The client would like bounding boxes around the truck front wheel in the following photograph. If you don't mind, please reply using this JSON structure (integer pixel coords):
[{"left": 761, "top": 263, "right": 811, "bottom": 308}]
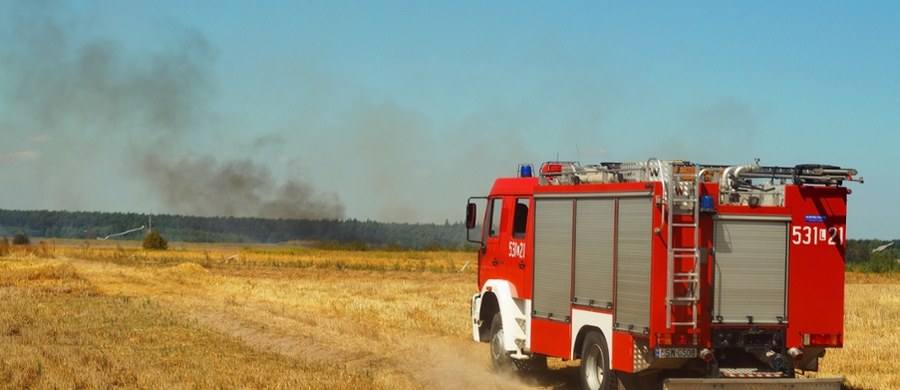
[
  {"left": 580, "top": 331, "right": 614, "bottom": 390},
  {"left": 490, "top": 312, "right": 513, "bottom": 372}
]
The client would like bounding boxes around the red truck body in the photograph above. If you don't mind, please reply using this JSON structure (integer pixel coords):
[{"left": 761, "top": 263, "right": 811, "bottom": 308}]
[{"left": 468, "top": 160, "right": 860, "bottom": 389}]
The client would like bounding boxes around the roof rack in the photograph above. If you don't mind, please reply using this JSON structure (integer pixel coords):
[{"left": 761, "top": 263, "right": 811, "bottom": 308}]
[{"left": 536, "top": 160, "right": 862, "bottom": 187}]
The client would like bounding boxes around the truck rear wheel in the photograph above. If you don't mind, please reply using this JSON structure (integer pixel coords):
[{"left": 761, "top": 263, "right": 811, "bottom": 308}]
[{"left": 580, "top": 331, "right": 614, "bottom": 390}]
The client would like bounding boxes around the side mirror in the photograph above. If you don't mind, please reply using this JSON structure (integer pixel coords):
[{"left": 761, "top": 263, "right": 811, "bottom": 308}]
[{"left": 465, "top": 203, "right": 477, "bottom": 229}]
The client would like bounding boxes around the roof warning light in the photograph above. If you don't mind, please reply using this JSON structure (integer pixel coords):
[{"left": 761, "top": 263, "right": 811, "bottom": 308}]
[{"left": 518, "top": 164, "right": 533, "bottom": 178}]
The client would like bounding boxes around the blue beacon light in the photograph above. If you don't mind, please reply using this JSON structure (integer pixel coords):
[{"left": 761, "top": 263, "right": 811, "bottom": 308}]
[{"left": 519, "top": 164, "right": 533, "bottom": 178}]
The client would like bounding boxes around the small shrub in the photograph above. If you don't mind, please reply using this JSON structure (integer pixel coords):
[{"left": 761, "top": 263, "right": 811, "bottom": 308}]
[
  {"left": 12, "top": 232, "right": 30, "bottom": 246},
  {"left": 0, "top": 236, "right": 8, "bottom": 256},
  {"left": 143, "top": 230, "right": 169, "bottom": 250}
]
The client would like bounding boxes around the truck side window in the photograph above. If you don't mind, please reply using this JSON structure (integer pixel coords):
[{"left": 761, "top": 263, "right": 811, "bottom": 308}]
[
  {"left": 488, "top": 198, "right": 502, "bottom": 237},
  {"left": 512, "top": 198, "right": 529, "bottom": 238}
]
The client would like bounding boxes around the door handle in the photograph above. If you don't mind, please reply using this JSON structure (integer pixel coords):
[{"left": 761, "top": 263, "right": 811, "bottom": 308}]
[{"left": 491, "top": 259, "right": 499, "bottom": 266}]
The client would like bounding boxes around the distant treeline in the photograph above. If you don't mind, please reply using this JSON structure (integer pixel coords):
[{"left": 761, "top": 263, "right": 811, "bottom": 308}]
[
  {"left": 0, "top": 209, "right": 472, "bottom": 250},
  {"left": 0, "top": 209, "right": 895, "bottom": 266}
]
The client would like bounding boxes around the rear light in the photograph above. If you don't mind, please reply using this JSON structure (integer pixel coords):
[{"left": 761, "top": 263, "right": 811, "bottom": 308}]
[
  {"left": 787, "top": 347, "right": 804, "bottom": 361},
  {"left": 802, "top": 333, "right": 843, "bottom": 347},
  {"left": 699, "top": 348, "right": 715, "bottom": 362},
  {"left": 657, "top": 333, "right": 671, "bottom": 346}
]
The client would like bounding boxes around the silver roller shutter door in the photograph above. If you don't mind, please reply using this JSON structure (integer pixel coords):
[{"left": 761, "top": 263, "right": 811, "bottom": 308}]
[
  {"left": 713, "top": 220, "right": 788, "bottom": 324},
  {"left": 615, "top": 197, "right": 652, "bottom": 332},
  {"left": 573, "top": 198, "right": 615, "bottom": 308},
  {"left": 533, "top": 198, "right": 574, "bottom": 321}
]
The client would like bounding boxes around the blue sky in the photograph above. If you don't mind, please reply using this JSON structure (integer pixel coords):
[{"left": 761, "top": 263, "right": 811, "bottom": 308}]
[{"left": 0, "top": 1, "right": 896, "bottom": 238}]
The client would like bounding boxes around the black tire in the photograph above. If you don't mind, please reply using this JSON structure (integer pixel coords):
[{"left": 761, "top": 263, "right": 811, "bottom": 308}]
[
  {"left": 580, "top": 331, "right": 614, "bottom": 390},
  {"left": 490, "top": 313, "right": 546, "bottom": 374},
  {"left": 490, "top": 312, "right": 513, "bottom": 372}
]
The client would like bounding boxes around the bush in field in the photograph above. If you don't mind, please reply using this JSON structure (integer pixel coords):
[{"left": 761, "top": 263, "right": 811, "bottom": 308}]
[
  {"left": 143, "top": 230, "right": 168, "bottom": 250},
  {"left": 0, "top": 236, "right": 8, "bottom": 256},
  {"left": 12, "top": 232, "right": 30, "bottom": 246}
]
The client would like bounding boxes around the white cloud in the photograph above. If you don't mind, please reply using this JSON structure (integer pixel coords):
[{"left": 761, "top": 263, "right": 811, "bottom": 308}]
[{"left": 0, "top": 150, "right": 40, "bottom": 163}]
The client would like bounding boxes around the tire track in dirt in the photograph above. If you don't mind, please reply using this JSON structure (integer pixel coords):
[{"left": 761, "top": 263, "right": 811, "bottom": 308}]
[
  {"left": 67, "top": 257, "right": 544, "bottom": 389},
  {"left": 186, "top": 307, "right": 534, "bottom": 389}
]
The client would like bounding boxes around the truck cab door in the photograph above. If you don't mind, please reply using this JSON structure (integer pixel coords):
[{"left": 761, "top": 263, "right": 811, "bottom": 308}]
[
  {"left": 479, "top": 197, "right": 504, "bottom": 287},
  {"left": 505, "top": 198, "right": 531, "bottom": 298}
]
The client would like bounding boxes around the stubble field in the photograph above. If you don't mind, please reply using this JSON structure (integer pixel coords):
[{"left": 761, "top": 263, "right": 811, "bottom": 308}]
[{"left": 0, "top": 241, "right": 897, "bottom": 389}]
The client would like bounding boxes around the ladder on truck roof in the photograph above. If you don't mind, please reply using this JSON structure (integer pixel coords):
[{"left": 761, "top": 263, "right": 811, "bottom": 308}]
[{"left": 650, "top": 159, "right": 701, "bottom": 330}]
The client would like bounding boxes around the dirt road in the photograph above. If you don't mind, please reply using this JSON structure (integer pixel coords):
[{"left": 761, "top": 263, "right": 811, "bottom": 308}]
[{"left": 66, "top": 257, "right": 577, "bottom": 389}]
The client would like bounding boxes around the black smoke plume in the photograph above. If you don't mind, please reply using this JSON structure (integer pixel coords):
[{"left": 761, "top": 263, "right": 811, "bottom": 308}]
[{"left": 1, "top": 1, "right": 344, "bottom": 220}]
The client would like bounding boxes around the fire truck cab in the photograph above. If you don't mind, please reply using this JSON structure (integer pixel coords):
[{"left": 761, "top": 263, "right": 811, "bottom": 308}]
[{"left": 467, "top": 159, "right": 860, "bottom": 390}]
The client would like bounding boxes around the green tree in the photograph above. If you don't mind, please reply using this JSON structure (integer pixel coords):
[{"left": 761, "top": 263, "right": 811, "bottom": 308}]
[
  {"left": 143, "top": 230, "right": 168, "bottom": 250},
  {"left": 12, "top": 232, "right": 30, "bottom": 245}
]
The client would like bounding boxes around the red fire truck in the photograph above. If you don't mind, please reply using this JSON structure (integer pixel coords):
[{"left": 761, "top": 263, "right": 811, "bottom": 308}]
[{"left": 466, "top": 159, "right": 861, "bottom": 390}]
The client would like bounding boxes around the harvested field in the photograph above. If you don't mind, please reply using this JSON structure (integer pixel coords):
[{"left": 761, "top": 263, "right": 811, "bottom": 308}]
[
  {"left": 0, "top": 243, "right": 897, "bottom": 389},
  {"left": 812, "top": 272, "right": 900, "bottom": 389}
]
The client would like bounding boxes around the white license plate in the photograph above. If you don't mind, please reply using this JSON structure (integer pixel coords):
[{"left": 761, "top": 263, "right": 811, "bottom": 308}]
[{"left": 655, "top": 347, "right": 698, "bottom": 359}]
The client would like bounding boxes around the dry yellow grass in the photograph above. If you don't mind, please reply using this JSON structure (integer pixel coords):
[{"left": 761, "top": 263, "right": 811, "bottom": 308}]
[
  {"left": 1, "top": 243, "right": 897, "bottom": 389},
  {"left": 0, "top": 258, "right": 370, "bottom": 388},
  {"left": 811, "top": 272, "right": 900, "bottom": 390},
  {"left": 50, "top": 240, "right": 472, "bottom": 273},
  {"left": 0, "top": 244, "right": 536, "bottom": 389}
]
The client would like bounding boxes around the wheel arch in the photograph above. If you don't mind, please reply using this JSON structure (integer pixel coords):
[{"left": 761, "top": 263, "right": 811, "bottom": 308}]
[
  {"left": 477, "top": 292, "right": 499, "bottom": 342},
  {"left": 573, "top": 325, "right": 603, "bottom": 360},
  {"left": 473, "top": 279, "right": 527, "bottom": 351}
]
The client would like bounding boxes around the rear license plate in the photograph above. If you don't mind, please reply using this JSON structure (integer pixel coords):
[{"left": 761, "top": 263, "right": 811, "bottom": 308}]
[{"left": 655, "top": 347, "right": 698, "bottom": 359}]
